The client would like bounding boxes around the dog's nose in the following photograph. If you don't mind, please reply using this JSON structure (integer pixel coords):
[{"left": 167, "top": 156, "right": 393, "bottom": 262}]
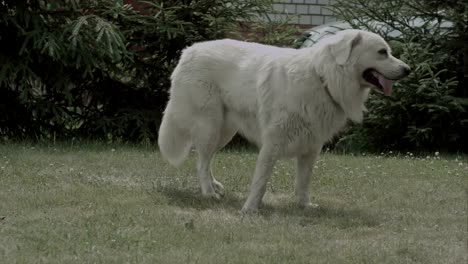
[{"left": 401, "top": 65, "right": 411, "bottom": 76}]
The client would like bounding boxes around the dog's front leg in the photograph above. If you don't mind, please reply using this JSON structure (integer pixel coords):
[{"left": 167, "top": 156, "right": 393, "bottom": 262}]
[
  {"left": 241, "top": 144, "right": 279, "bottom": 212},
  {"left": 295, "top": 148, "right": 321, "bottom": 208}
]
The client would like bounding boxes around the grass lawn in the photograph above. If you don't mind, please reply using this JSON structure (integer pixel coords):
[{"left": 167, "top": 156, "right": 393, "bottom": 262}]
[{"left": 0, "top": 142, "right": 466, "bottom": 263}]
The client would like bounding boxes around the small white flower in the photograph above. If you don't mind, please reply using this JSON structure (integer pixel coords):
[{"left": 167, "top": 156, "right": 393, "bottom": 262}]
[
  {"left": 435, "top": 152, "right": 439, "bottom": 156},
  {"left": 111, "top": 148, "right": 115, "bottom": 152}
]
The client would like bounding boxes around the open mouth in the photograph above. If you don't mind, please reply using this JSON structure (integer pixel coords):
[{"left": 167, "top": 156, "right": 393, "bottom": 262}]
[{"left": 362, "top": 69, "right": 395, "bottom": 96}]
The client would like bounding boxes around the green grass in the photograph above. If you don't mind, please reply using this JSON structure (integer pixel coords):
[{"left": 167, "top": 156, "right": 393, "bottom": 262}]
[{"left": 0, "top": 142, "right": 466, "bottom": 263}]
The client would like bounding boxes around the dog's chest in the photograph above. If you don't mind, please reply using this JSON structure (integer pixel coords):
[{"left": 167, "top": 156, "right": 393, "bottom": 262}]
[{"left": 280, "top": 110, "right": 346, "bottom": 155}]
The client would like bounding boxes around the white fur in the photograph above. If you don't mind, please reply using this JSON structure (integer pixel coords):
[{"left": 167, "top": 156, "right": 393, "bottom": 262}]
[{"left": 158, "top": 29, "right": 409, "bottom": 211}]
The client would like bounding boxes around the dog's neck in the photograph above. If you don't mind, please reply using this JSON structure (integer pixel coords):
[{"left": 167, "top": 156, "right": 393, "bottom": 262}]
[{"left": 319, "top": 75, "right": 342, "bottom": 110}]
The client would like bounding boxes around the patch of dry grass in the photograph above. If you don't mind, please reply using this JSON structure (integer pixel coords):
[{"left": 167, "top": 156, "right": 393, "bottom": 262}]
[{"left": 0, "top": 142, "right": 466, "bottom": 263}]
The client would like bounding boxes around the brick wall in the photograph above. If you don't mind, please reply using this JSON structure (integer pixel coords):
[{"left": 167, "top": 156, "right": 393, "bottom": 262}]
[
  {"left": 272, "top": 0, "right": 336, "bottom": 26},
  {"left": 124, "top": 0, "right": 336, "bottom": 27}
]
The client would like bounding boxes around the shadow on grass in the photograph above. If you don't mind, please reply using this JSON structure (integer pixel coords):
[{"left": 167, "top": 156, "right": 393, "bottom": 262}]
[
  {"left": 157, "top": 187, "right": 380, "bottom": 228},
  {"left": 261, "top": 202, "right": 381, "bottom": 229},
  {"left": 158, "top": 187, "right": 244, "bottom": 211}
]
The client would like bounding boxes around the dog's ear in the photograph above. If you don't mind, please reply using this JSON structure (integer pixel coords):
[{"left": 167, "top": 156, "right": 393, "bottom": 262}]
[{"left": 329, "top": 32, "right": 362, "bottom": 65}]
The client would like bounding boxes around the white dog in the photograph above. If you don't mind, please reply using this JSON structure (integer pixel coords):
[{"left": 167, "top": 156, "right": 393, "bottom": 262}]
[{"left": 158, "top": 29, "right": 410, "bottom": 212}]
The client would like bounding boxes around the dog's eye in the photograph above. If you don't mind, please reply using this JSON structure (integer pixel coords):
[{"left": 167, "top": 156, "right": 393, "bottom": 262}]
[{"left": 378, "top": 49, "right": 388, "bottom": 56}]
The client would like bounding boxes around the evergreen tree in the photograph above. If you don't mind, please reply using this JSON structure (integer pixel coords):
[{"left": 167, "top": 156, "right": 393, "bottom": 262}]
[
  {"left": 0, "top": 0, "right": 274, "bottom": 141},
  {"left": 332, "top": 0, "right": 468, "bottom": 152}
]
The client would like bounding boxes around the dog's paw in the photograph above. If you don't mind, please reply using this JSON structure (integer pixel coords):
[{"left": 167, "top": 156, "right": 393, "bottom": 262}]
[
  {"left": 202, "top": 191, "right": 222, "bottom": 201},
  {"left": 240, "top": 207, "right": 259, "bottom": 215},
  {"left": 240, "top": 202, "right": 260, "bottom": 214},
  {"left": 212, "top": 180, "right": 225, "bottom": 197}
]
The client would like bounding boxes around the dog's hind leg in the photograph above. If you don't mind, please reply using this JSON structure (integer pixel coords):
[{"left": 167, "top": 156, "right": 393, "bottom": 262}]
[
  {"left": 192, "top": 116, "right": 227, "bottom": 200},
  {"left": 209, "top": 121, "right": 237, "bottom": 194}
]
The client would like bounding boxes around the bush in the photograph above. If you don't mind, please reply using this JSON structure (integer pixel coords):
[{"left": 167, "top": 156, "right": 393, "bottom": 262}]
[
  {"left": 0, "top": 0, "right": 131, "bottom": 140},
  {"left": 0, "top": 0, "right": 276, "bottom": 142},
  {"left": 331, "top": 0, "right": 468, "bottom": 153},
  {"left": 232, "top": 15, "right": 302, "bottom": 47}
]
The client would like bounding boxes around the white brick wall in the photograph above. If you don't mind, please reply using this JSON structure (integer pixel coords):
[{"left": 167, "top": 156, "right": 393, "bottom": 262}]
[{"left": 271, "top": 0, "right": 336, "bottom": 25}]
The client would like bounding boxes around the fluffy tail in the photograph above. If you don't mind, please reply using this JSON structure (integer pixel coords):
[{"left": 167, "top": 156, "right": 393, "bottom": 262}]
[{"left": 158, "top": 111, "right": 191, "bottom": 167}]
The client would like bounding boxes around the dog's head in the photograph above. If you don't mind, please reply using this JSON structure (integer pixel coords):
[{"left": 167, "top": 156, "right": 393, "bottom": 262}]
[{"left": 328, "top": 29, "right": 410, "bottom": 96}]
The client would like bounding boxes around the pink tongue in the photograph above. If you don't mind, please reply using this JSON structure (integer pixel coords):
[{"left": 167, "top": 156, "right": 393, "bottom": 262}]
[{"left": 377, "top": 75, "right": 394, "bottom": 96}]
